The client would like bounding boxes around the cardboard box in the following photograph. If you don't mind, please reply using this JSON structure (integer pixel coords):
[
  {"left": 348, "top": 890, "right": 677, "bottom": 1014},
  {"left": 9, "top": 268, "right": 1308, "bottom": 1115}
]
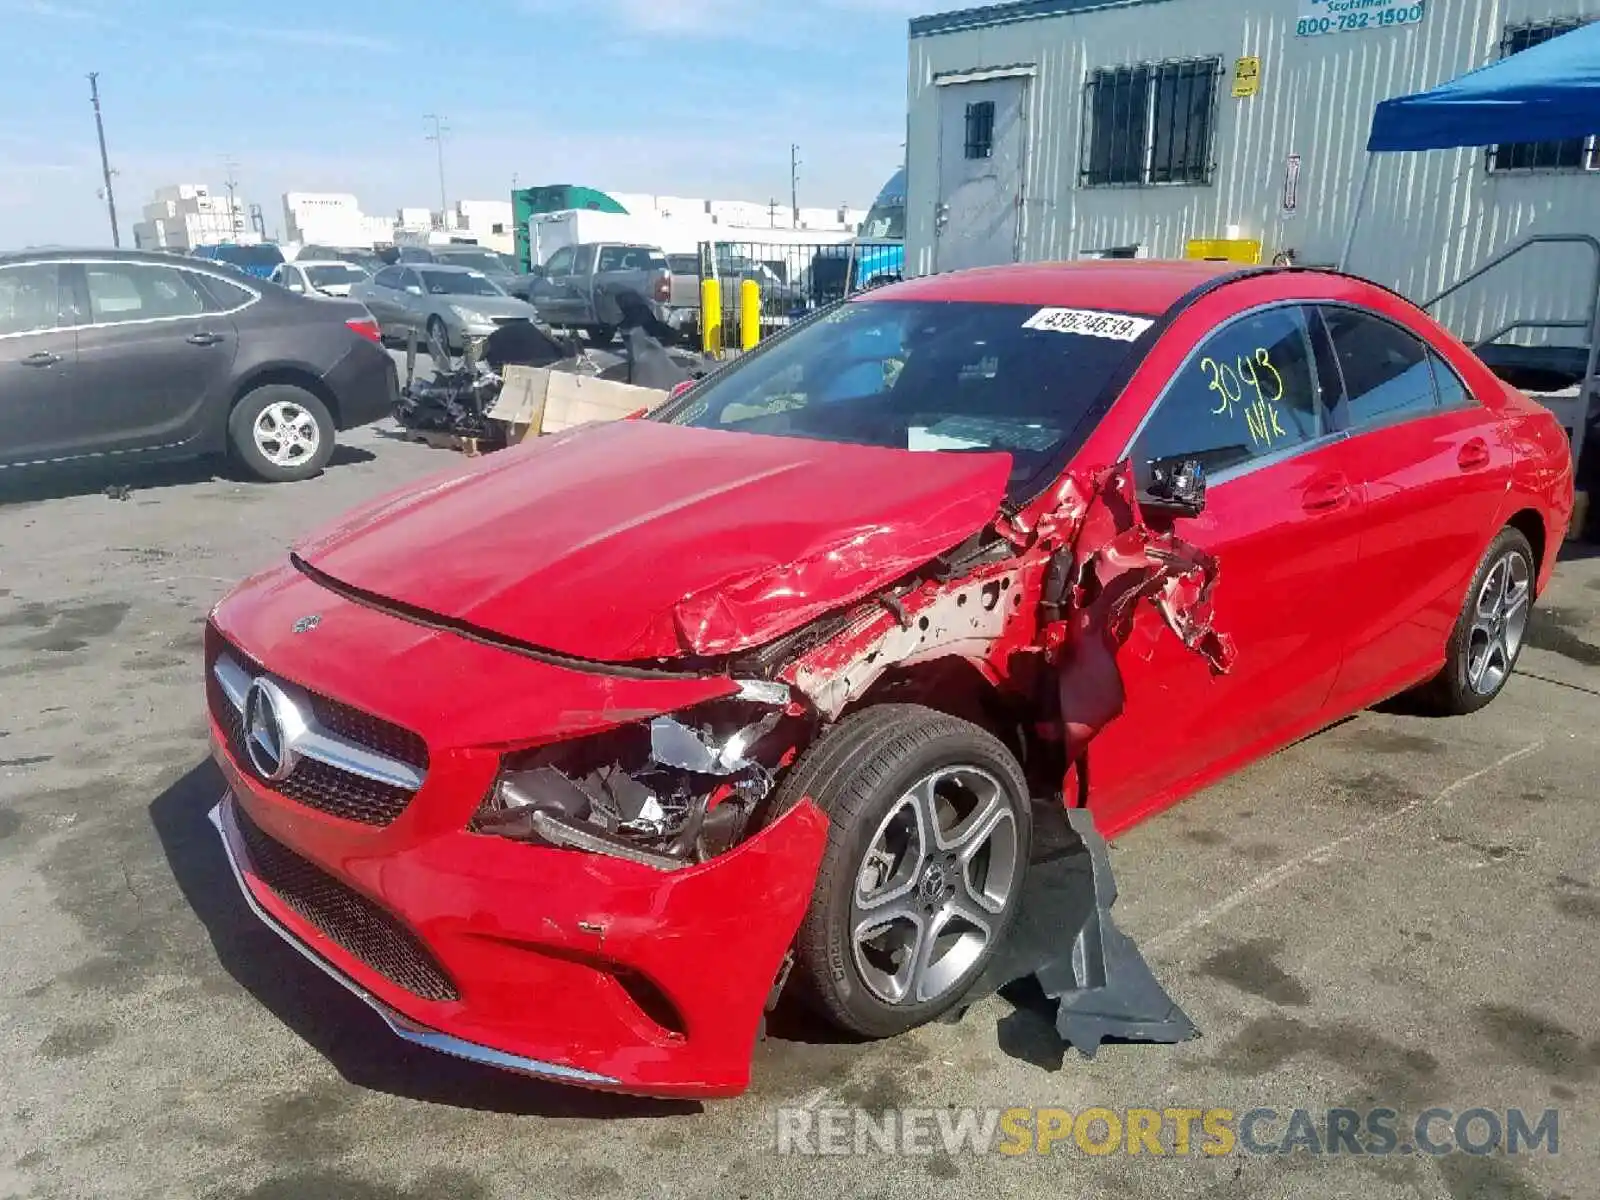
[{"left": 488, "top": 367, "right": 665, "bottom": 445}]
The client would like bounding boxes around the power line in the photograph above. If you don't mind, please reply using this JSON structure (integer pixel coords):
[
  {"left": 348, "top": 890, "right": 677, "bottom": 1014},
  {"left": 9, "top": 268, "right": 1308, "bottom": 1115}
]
[
  {"left": 87, "top": 72, "right": 119, "bottom": 247},
  {"left": 424, "top": 114, "right": 450, "bottom": 226}
]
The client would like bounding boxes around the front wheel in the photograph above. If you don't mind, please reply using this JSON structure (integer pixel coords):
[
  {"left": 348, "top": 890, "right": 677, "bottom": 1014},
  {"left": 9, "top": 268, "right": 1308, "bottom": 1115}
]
[
  {"left": 227, "top": 385, "right": 335, "bottom": 483},
  {"left": 1419, "top": 527, "right": 1536, "bottom": 714},
  {"left": 776, "top": 705, "right": 1032, "bottom": 1038}
]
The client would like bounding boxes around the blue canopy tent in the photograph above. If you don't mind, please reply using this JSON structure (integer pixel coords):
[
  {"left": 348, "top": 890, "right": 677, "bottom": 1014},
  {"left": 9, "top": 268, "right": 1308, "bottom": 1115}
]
[
  {"left": 1340, "top": 19, "right": 1600, "bottom": 268},
  {"left": 1338, "top": 21, "right": 1600, "bottom": 483}
]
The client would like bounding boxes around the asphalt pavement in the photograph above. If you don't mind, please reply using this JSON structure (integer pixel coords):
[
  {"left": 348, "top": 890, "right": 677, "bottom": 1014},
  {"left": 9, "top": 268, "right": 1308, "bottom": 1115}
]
[{"left": 0, "top": 424, "right": 1596, "bottom": 1200}]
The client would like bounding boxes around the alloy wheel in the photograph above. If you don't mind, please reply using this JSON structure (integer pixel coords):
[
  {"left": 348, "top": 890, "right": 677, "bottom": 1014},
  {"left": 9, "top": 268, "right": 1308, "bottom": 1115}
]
[
  {"left": 1466, "top": 548, "right": 1532, "bottom": 697},
  {"left": 253, "top": 401, "right": 322, "bottom": 469},
  {"left": 851, "top": 766, "right": 1021, "bottom": 1006}
]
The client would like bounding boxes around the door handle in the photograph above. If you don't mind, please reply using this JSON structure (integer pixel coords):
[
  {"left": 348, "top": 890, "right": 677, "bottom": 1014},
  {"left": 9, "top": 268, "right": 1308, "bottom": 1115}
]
[
  {"left": 1457, "top": 439, "right": 1491, "bottom": 471},
  {"left": 1302, "top": 477, "right": 1351, "bottom": 513},
  {"left": 186, "top": 332, "right": 224, "bottom": 346},
  {"left": 19, "top": 351, "right": 61, "bottom": 367}
]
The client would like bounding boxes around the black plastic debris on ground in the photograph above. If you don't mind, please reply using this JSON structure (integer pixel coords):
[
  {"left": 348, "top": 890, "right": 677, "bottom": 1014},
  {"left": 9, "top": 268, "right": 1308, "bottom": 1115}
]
[{"left": 944, "top": 803, "right": 1198, "bottom": 1059}]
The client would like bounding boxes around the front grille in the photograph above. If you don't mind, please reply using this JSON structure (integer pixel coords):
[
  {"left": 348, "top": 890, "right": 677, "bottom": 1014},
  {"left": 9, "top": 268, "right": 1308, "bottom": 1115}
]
[
  {"left": 206, "top": 628, "right": 426, "bottom": 828},
  {"left": 307, "top": 694, "right": 428, "bottom": 772},
  {"left": 276, "top": 761, "right": 416, "bottom": 828},
  {"left": 234, "top": 802, "right": 458, "bottom": 1002}
]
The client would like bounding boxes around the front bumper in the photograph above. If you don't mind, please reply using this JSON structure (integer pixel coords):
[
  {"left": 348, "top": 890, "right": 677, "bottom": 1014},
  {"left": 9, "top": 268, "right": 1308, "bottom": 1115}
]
[
  {"left": 204, "top": 578, "right": 828, "bottom": 1097},
  {"left": 208, "top": 794, "right": 621, "bottom": 1087}
]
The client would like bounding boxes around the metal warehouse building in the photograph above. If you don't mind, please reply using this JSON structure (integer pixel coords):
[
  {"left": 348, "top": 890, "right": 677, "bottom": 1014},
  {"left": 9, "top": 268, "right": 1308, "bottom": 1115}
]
[{"left": 904, "top": 0, "right": 1600, "bottom": 358}]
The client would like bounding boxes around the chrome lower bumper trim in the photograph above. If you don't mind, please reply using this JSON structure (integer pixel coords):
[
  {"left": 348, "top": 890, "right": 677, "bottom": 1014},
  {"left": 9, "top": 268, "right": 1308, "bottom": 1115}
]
[{"left": 207, "top": 795, "right": 620, "bottom": 1087}]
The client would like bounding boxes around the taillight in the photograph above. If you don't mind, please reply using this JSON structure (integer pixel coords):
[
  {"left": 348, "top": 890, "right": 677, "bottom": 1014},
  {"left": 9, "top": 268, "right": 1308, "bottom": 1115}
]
[
  {"left": 654, "top": 272, "right": 670, "bottom": 302},
  {"left": 346, "top": 316, "right": 382, "bottom": 344}
]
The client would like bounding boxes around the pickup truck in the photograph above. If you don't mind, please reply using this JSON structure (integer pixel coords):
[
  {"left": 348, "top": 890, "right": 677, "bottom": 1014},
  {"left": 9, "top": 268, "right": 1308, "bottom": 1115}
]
[{"left": 525, "top": 242, "right": 674, "bottom": 345}]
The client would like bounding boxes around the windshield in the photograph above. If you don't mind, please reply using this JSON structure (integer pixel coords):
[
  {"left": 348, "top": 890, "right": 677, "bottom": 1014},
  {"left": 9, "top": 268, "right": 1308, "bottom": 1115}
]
[
  {"left": 420, "top": 269, "right": 506, "bottom": 297},
  {"left": 655, "top": 300, "right": 1148, "bottom": 500},
  {"left": 306, "top": 264, "right": 369, "bottom": 287},
  {"left": 436, "top": 249, "right": 505, "bottom": 273},
  {"left": 213, "top": 244, "right": 284, "bottom": 268},
  {"left": 860, "top": 200, "right": 906, "bottom": 241}
]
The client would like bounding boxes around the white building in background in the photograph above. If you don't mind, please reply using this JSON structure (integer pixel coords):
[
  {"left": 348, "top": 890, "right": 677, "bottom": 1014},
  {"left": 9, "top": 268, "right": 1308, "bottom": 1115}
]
[
  {"left": 611, "top": 193, "right": 867, "bottom": 232},
  {"left": 396, "top": 207, "right": 434, "bottom": 234},
  {"left": 453, "top": 199, "right": 515, "bottom": 253},
  {"left": 131, "top": 184, "right": 256, "bottom": 251},
  {"left": 904, "top": 0, "right": 1600, "bottom": 353},
  {"left": 282, "top": 193, "right": 395, "bottom": 249}
]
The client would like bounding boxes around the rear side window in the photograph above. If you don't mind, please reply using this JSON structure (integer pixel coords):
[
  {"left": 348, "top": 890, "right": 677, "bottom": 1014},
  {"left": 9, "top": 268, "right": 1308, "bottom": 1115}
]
[
  {"left": 1134, "top": 305, "right": 1325, "bottom": 477},
  {"left": 194, "top": 271, "right": 254, "bottom": 310},
  {"left": 0, "top": 262, "right": 67, "bottom": 335},
  {"left": 597, "top": 246, "right": 628, "bottom": 271},
  {"left": 84, "top": 264, "right": 208, "bottom": 323},
  {"left": 1429, "top": 350, "right": 1473, "bottom": 410},
  {"left": 1320, "top": 306, "right": 1438, "bottom": 428}
]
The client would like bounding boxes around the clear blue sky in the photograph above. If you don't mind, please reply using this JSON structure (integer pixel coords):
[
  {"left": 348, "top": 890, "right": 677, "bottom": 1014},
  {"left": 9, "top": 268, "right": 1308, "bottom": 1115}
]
[{"left": 0, "top": 0, "right": 954, "bottom": 247}]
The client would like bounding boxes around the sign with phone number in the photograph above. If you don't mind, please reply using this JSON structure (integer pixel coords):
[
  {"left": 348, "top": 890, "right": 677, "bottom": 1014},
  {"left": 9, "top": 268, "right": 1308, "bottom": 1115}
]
[{"left": 1296, "top": 0, "right": 1426, "bottom": 37}]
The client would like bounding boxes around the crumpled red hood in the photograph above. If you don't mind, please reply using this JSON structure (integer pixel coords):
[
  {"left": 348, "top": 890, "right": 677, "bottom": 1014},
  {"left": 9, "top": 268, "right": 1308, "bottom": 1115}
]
[{"left": 295, "top": 420, "right": 1013, "bottom": 662}]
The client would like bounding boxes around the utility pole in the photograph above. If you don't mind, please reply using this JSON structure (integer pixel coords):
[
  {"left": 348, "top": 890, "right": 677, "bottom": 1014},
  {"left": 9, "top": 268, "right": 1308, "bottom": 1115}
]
[
  {"left": 424, "top": 114, "right": 449, "bottom": 228},
  {"left": 87, "top": 72, "right": 120, "bottom": 247},
  {"left": 222, "top": 157, "right": 242, "bottom": 240},
  {"left": 768, "top": 198, "right": 779, "bottom": 228},
  {"left": 790, "top": 143, "right": 800, "bottom": 227}
]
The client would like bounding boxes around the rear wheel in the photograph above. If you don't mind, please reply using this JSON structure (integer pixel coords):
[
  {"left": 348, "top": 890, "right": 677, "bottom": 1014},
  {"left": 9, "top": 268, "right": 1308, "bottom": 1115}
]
[
  {"left": 776, "top": 705, "right": 1032, "bottom": 1038},
  {"left": 1419, "top": 527, "right": 1535, "bottom": 714},
  {"left": 227, "top": 385, "right": 335, "bottom": 483}
]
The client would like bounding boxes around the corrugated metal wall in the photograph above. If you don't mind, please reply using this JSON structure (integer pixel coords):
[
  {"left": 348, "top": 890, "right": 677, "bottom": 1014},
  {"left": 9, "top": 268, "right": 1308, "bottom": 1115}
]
[{"left": 907, "top": 0, "right": 1600, "bottom": 346}]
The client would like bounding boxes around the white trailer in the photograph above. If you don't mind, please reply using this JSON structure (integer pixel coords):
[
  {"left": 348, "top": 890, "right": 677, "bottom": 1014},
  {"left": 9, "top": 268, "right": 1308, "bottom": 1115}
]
[{"left": 904, "top": 0, "right": 1600, "bottom": 357}]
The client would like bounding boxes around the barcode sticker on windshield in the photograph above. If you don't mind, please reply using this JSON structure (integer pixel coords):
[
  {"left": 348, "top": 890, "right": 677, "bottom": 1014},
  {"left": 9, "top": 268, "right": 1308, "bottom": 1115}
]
[{"left": 1022, "top": 308, "right": 1154, "bottom": 341}]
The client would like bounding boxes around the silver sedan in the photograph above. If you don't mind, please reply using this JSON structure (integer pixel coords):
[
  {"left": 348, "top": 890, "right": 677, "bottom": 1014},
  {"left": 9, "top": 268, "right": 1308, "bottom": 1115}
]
[{"left": 350, "top": 263, "right": 545, "bottom": 352}]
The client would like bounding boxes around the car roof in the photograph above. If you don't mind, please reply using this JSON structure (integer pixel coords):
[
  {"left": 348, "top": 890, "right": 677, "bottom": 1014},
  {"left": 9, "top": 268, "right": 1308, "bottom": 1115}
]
[
  {"left": 294, "top": 259, "right": 366, "bottom": 268},
  {"left": 0, "top": 247, "right": 215, "bottom": 267},
  {"left": 404, "top": 262, "right": 479, "bottom": 273},
  {"left": 872, "top": 259, "right": 1255, "bottom": 317}
]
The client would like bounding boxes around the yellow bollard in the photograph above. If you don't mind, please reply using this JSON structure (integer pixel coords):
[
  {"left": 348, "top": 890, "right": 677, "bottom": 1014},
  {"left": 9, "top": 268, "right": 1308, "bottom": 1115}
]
[
  {"left": 700, "top": 278, "right": 723, "bottom": 358},
  {"left": 740, "top": 279, "right": 761, "bottom": 351}
]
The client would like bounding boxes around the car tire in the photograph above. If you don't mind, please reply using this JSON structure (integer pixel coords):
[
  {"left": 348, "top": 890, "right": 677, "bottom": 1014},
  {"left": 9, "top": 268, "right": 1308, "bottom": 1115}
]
[
  {"left": 227, "top": 384, "right": 336, "bottom": 483},
  {"left": 1418, "top": 526, "right": 1537, "bottom": 715},
  {"left": 775, "top": 704, "right": 1033, "bottom": 1039},
  {"left": 426, "top": 316, "right": 454, "bottom": 358}
]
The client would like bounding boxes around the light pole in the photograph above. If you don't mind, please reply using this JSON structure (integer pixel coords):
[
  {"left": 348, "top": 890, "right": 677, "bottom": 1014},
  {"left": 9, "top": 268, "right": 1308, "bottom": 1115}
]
[
  {"left": 87, "top": 72, "right": 120, "bottom": 247},
  {"left": 424, "top": 114, "right": 450, "bottom": 228}
]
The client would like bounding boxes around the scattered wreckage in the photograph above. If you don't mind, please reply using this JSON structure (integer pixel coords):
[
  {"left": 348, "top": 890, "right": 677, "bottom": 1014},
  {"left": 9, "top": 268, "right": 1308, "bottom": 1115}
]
[
  {"left": 392, "top": 292, "right": 712, "bottom": 449},
  {"left": 202, "top": 260, "right": 1569, "bottom": 1099}
]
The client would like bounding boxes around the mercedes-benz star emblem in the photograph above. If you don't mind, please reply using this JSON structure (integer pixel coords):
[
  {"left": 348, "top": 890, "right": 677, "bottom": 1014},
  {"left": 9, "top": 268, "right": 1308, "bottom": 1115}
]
[
  {"left": 243, "top": 679, "right": 301, "bottom": 783},
  {"left": 292, "top": 614, "right": 322, "bottom": 634}
]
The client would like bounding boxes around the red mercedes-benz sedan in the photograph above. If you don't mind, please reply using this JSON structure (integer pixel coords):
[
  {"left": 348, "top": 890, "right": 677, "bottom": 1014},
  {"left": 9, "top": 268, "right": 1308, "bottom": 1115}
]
[{"left": 204, "top": 261, "right": 1574, "bottom": 1098}]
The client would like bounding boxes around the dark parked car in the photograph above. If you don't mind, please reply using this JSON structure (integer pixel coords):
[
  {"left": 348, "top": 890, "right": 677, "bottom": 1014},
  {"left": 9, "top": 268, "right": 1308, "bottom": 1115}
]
[{"left": 0, "top": 249, "right": 396, "bottom": 484}]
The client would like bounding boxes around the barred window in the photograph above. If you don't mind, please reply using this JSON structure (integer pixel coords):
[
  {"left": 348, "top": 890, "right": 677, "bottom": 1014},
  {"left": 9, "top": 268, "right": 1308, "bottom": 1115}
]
[
  {"left": 1082, "top": 58, "right": 1220, "bottom": 187},
  {"left": 965, "top": 101, "right": 996, "bottom": 160},
  {"left": 1488, "top": 21, "right": 1598, "bottom": 172}
]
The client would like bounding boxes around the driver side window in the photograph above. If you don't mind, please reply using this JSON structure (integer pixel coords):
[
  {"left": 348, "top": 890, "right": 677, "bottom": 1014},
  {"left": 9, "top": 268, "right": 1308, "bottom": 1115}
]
[
  {"left": 1134, "top": 305, "right": 1328, "bottom": 479},
  {"left": 542, "top": 247, "right": 575, "bottom": 276}
]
